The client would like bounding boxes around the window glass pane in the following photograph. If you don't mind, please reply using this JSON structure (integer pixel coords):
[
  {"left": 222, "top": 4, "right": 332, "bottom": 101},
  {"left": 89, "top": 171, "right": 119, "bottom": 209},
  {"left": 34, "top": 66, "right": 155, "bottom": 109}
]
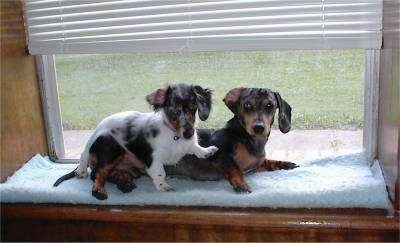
[{"left": 56, "top": 50, "right": 364, "bottom": 160}]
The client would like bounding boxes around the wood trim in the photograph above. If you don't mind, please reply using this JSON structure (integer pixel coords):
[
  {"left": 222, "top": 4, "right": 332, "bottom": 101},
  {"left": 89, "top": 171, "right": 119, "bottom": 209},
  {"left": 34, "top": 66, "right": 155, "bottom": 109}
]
[
  {"left": 378, "top": 0, "right": 400, "bottom": 210},
  {"left": 0, "top": 0, "right": 48, "bottom": 181},
  {"left": 1, "top": 204, "right": 399, "bottom": 242}
]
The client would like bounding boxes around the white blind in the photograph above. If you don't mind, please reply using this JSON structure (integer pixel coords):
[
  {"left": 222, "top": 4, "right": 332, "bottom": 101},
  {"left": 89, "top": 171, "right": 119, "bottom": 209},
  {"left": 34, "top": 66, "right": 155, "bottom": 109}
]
[{"left": 24, "top": 0, "right": 383, "bottom": 54}]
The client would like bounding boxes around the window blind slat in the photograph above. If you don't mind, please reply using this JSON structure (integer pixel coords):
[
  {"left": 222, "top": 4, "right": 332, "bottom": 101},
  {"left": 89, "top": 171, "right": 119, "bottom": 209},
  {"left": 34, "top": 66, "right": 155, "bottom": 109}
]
[
  {"left": 31, "top": 25, "right": 325, "bottom": 42},
  {"left": 24, "top": 0, "right": 383, "bottom": 54},
  {"left": 27, "top": 4, "right": 323, "bottom": 26},
  {"left": 30, "top": 35, "right": 380, "bottom": 54},
  {"left": 30, "top": 16, "right": 323, "bottom": 39},
  {"left": 30, "top": 21, "right": 380, "bottom": 42},
  {"left": 324, "top": 3, "right": 381, "bottom": 13},
  {"left": 30, "top": 13, "right": 324, "bottom": 35},
  {"left": 27, "top": 6, "right": 323, "bottom": 30},
  {"left": 29, "top": 11, "right": 380, "bottom": 35},
  {"left": 26, "top": 0, "right": 319, "bottom": 16},
  {"left": 32, "top": 30, "right": 380, "bottom": 45}
]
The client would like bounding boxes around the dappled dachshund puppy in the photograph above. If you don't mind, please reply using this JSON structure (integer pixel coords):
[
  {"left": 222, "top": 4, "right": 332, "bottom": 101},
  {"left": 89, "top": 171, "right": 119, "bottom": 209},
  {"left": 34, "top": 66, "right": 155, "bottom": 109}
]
[
  {"left": 168, "top": 87, "right": 298, "bottom": 192},
  {"left": 53, "top": 83, "right": 219, "bottom": 200}
]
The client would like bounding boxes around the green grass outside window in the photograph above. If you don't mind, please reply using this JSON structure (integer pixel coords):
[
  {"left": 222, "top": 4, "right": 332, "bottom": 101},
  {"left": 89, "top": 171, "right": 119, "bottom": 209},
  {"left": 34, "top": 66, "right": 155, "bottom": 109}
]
[{"left": 56, "top": 50, "right": 364, "bottom": 130}]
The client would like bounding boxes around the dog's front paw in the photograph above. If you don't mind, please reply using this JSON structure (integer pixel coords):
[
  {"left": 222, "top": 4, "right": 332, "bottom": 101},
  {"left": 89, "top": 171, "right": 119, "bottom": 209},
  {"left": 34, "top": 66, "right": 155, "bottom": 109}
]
[
  {"left": 258, "top": 159, "right": 299, "bottom": 172},
  {"left": 228, "top": 173, "right": 251, "bottom": 193},
  {"left": 156, "top": 181, "right": 175, "bottom": 192},
  {"left": 196, "top": 146, "right": 219, "bottom": 159},
  {"left": 205, "top": 146, "right": 219, "bottom": 157},
  {"left": 233, "top": 183, "right": 252, "bottom": 193},
  {"left": 279, "top": 161, "right": 299, "bottom": 170}
]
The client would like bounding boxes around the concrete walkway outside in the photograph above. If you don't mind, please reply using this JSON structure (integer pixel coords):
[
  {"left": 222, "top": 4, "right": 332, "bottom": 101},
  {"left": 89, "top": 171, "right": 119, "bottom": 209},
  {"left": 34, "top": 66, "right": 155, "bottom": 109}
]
[{"left": 63, "top": 130, "right": 363, "bottom": 162}]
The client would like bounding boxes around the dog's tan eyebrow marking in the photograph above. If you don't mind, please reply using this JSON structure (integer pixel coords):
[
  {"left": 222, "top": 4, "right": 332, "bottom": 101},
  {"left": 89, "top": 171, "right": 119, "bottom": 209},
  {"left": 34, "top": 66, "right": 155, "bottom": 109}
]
[
  {"left": 261, "top": 98, "right": 274, "bottom": 106},
  {"left": 242, "top": 98, "right": 257, "bottom": 108}
]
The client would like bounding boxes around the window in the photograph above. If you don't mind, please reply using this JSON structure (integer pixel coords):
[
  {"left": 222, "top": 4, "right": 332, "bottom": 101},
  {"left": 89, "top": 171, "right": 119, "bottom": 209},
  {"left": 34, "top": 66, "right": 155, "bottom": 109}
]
[
  {"left": 55, "top": 50, "right": 366, "bottom": 161},
  {"left": 24, "top": 0, "right": 382, "bottom": 162}
]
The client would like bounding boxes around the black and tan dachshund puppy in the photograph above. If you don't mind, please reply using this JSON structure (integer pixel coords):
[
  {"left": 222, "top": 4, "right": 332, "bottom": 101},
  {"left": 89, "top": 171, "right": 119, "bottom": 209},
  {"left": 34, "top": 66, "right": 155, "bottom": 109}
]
[{"left": 168, "top": 87, "right": 298, "bottom": 192}]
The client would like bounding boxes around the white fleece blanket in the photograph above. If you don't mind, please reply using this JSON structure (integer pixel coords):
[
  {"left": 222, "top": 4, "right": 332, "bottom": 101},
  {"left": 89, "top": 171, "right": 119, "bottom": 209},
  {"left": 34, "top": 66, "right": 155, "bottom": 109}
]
[{"left": 0, "top": 153, "right": 389, "bottom": 208}]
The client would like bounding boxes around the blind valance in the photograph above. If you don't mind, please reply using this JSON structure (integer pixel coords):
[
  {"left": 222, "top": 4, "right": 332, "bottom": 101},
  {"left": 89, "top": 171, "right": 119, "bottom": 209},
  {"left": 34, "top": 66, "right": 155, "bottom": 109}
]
[{"left": 24, "top": 0, "right": 383, "bottom": 54}]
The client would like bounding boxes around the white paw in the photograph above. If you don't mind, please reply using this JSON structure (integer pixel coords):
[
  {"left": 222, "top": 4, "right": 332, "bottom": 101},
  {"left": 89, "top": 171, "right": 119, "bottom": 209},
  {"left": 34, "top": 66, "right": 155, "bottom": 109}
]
[
  {"left": 155, "top": 181, "right": 175, "bottom": 192},
  {"left": 75, "top": 168, "right": 88, "bottom": 178},
  {"left": 196, "top": 146, "right": 219, "bottom": 159}
]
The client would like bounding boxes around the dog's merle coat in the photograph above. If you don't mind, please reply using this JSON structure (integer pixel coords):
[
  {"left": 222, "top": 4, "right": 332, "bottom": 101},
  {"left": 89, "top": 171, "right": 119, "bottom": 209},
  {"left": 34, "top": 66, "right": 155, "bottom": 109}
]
[{"left": 54, "top": 83, "right": 218, "bottom": 200}]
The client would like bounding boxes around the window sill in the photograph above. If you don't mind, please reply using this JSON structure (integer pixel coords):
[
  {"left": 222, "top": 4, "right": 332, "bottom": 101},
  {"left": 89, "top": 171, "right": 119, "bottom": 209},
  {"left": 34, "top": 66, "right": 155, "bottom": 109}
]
[{"left": 1, "top": 203, "right": 399, "bottom": 241}]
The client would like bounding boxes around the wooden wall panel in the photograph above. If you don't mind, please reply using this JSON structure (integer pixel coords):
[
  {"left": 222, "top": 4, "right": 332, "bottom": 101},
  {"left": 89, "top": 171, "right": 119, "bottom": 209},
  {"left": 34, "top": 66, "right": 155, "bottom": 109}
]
[
  {"left": 0, "top": 1, "right": 48, "bottom": 181},
  {"left": 378, "top": 0, "right": 400, "bottom": 210},
  {"left": 1, "top": 204, "right": 399, "bottom": 242},
  {"left": 4, "top": 219, "right": 399, "bottom": 242}
]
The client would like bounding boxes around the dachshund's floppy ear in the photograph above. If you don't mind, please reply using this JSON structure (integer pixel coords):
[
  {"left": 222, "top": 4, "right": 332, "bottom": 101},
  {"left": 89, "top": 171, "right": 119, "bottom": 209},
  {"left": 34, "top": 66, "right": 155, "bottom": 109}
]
[
  {"left": 146, "top": 87, "right": 168, "bottom": 110},
  {"left": 192, "top": 85, "right": 212, "bottom": 121},
  {"left": 223, "top": 87, "right": 243, "bottom": 114},
  {"left": 274, "top": 92, "right": 292, "bottom": 133}
]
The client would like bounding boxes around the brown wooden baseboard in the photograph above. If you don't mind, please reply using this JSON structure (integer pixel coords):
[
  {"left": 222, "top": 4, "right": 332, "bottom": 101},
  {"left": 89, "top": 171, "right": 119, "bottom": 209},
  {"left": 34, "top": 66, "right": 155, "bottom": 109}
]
[{"left": 1, "top": 204, "right": 399, "bottom": 242}]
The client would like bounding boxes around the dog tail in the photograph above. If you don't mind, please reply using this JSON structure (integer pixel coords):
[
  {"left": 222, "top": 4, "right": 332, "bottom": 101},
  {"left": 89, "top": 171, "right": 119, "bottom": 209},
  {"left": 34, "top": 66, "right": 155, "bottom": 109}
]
[{"left": 53, "top": 167, "right": 78, "bottom": 187}]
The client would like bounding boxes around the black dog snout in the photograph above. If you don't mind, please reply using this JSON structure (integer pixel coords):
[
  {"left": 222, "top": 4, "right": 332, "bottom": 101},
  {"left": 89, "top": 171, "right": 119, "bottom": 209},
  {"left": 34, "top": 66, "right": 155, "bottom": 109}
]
[
  {"left": 183, "top": 126, "right": 194, "bottom": 139},
  {"left": 253, "top": 125, "right": 265, "bottom": 134}
]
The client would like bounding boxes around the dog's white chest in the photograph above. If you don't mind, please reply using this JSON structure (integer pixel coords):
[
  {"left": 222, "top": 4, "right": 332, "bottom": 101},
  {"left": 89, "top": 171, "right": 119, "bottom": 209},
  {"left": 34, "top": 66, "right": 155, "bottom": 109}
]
[
  {"left": 141, "top": 113, "right": 195, "bottom": 166},
  {"left": 155, "top": 136, "right": 192, "bottom": 165}
]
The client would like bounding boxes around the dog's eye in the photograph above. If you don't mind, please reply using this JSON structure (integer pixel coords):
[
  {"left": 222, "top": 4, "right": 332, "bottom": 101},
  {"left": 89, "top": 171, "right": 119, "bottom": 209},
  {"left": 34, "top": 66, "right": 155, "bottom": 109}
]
[
  {"left": 265, "top": 103, "right": 273, "bottom": 112},
  {"left": 243, "top": 103, "right": 253, "bottom": 111}
]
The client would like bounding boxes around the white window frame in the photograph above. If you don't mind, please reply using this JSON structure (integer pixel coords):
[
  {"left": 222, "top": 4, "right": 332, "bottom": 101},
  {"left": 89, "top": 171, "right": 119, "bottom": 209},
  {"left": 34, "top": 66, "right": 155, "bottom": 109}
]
[
  {"left": 36, "top": 55, "right": 66, "bottom": 161},
  {"left": 36, "top": 50, "right": 380, "bottom": 163}
]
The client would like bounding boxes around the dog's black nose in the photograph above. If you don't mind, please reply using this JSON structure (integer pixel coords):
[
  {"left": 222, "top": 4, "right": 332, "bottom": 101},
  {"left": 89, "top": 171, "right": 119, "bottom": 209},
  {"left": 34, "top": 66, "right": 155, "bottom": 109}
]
[{"left": 253, "top": 125, "right": 265, "bottom": 134}]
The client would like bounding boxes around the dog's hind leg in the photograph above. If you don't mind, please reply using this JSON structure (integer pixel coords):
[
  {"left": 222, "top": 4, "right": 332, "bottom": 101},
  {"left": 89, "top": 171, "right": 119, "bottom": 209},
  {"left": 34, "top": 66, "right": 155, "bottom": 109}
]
[
  {"left": 92, "top": 163, "right": 115, "bottom": 200},
  {"left": 75, "top": 151, "right": 93, "bottom": 178},
  {"left": 76, "top": 135, "right": 98, "bottom": 178},
  {"left": 256, "top": 159, "right": 298, "bottom": 172},
  {"left": 107, "top": 154, "right": 141, "bottom": 193},
  {"left": 89, "top": 134, "right": 126, "bottom": 200},
  {"left": 108, "top": 168, "right": 136, "bottom": 193}
]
